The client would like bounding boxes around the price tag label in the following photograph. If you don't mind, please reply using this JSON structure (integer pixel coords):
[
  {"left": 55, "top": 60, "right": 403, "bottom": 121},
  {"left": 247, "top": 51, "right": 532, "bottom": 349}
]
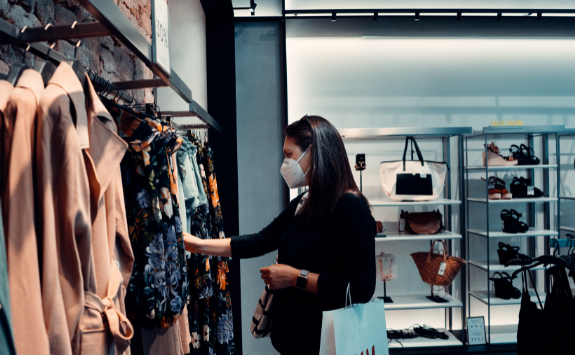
[
  {"left": 438, "top": 262, "right": 447, "bottom": 276},
  {"left": 420, "top": 166, "right": 427, "bottom": 179},
  {"left": 501, "top": 220, "right": 505, "bottom": 230},
  {"left": 527, "top": 186, "right": 534, "bottom": 196},
  {"left": 399, "top": 218, "right": 406, "bottom": 232}
]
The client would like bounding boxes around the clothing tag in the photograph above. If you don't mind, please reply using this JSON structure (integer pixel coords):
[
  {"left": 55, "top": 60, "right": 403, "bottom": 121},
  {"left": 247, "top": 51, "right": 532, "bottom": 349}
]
[
  {"left": 420, "top": 166, "right": 427, "bottom": 179},
  {"left": 438, "top": 262, "right": 447, "bottom": 276},
  {"left": 399, "top": 218, "right": 406, "bottom": 232},
  {"left": 488, "top": 182, "right": 495, "bottom": 190},
  {"left": 501, "top": 220, "right": 505, "bottom": 230},
  {"left": 527, "top": 186, "right": 534, "bottom": 196}
]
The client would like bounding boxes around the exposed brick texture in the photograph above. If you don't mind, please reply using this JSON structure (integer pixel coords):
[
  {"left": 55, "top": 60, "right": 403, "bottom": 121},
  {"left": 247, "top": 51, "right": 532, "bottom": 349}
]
[{"left": 1, "top": 0, "right": 154, "bottom": 103}]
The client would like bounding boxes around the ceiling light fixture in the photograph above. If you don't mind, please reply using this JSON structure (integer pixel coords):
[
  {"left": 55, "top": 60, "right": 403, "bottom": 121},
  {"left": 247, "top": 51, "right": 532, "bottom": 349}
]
[
  {"left": 373, "top": 13, "right": 378, "bottom": 21},
  {"left": 331, "top": 12, "right": 337, "bottom": 22},
  {"left": 414, "top": 12, "right": 420, "bottom": 21},
  {"left": 496, "top": 12, "right": 502, "bottom": 21}
]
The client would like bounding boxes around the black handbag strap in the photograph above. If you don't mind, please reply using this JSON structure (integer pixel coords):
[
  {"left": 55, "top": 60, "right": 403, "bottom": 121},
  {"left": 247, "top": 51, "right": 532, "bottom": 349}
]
[{"left": 402, "top": 136, "right": 425, "bottom": 171}]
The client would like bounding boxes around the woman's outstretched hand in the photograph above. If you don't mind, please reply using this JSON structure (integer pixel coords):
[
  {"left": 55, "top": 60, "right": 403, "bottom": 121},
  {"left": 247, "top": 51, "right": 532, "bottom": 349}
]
[
  {"left": 183, "top": 232, "right": 202, "bottom": 253},
  {"left": 260, "top": 264, "right": 300, "bottom": 290}
]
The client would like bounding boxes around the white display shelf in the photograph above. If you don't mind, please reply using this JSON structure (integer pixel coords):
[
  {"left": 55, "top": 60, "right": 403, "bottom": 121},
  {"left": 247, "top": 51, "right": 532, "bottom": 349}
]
[
  {"left": 468, "top": 260, "right": 547, "bottom": 272},
  {"left": 376, "top": 231, "right": 462, "bottom": 242},
  {"left": 370, "top": 198, "right": 461, "bottom": 207},
  {"left": 373, "top": 293, "right": 462, "bottom": 311},
  {"left": 488, "top": 324, "right": 519, "bottom": 344},
  {"left": 470, "top": 289, "right": 545, "bottom": 306},
  {"left": 468, "top": 229, "right": 558, "bottom": 238},
  {"left": 388, "top": 329, "right": 463, "bottom": 348},
  {"left": 467, "top": 197, "right": 557, "bottom": 204},
  {"left": 467, "top": 164, "right": 557, "bottom": 171},
  {"left": 559, "top": 196, "right": 575, "bottom": 200},
  {"left": 560, "top": 226, "right": 575, "bottom": 233}
]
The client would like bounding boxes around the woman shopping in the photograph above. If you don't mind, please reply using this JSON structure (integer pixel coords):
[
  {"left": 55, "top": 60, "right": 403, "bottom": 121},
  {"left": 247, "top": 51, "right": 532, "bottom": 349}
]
[{"left": 184, "top": 115, "right": 377, "bottom": 355}]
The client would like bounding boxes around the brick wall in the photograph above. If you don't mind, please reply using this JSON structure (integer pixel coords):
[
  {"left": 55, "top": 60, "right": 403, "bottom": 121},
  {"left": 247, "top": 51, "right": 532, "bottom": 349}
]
[{"left": 0, "top": 0, "right": 154, "bottom": 103}]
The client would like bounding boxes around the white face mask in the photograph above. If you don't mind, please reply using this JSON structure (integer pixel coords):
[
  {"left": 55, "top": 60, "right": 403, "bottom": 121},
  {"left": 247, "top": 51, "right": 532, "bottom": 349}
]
[{"left": 280, "top": 147, "right": 310, "bottom": 189}]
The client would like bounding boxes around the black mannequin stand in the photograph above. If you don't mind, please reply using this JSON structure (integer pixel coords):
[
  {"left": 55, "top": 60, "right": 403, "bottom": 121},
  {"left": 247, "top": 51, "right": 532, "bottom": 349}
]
[
  {"left": 378, "top": 281, "right": 393, "bottom": 303},
  {"left": 426, "top": 288, "right": 449, "bottom": 303}
]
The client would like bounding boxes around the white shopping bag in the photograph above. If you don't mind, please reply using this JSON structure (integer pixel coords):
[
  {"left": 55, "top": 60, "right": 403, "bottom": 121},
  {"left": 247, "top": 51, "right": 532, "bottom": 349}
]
[{"left": 319, "top": 285, "right": 389, "bottom": 355}]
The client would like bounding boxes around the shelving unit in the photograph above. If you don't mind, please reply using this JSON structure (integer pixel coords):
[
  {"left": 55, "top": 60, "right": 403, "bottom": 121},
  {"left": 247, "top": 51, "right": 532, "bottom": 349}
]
[
  {"left": 339, "top": 126, "right": 472, "bottom": 349},
  {"left": 464, "top": 125, "right": 565, "bottom": 344},
  {"left": 558, "top": 130, "right": 575, "bottom": 252}
]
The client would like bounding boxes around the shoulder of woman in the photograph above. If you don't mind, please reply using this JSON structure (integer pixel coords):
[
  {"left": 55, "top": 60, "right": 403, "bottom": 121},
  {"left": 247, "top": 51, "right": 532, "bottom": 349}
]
[{"left": 334, "top": 192, "right": 370, "bottom": 213}]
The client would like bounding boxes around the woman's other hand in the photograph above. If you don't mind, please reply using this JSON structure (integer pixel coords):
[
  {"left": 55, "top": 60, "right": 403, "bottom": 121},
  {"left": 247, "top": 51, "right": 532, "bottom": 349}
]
[
  {"left": 260, "top": 264, "right": 300, "bottom": 290},
  {"left": 183, "top": 232, "right": 203, "bottom": 253}
]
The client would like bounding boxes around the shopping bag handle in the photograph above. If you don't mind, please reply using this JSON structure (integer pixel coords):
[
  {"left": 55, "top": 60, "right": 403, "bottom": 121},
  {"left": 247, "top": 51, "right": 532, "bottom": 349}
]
[
  {"left": 345, "top": 283, "right": 353, "bottom": 308},
  {"left": 402, "top": 136, "right": 425, "bottom": 171}
]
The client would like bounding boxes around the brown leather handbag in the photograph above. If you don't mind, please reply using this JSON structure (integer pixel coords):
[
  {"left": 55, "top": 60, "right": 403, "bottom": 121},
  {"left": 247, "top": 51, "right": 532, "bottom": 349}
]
[
  {"left": 399, "top": 210, "right": 445, "bottom": 235},
  {"left": 411, "top": 240, "right": 466, "bottom": 287}
]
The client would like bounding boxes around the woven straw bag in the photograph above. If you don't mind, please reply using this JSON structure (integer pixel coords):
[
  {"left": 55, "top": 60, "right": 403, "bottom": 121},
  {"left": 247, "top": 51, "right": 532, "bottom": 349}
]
[{"left": 411, "top": 240, "right": 466, "bottom": 287}]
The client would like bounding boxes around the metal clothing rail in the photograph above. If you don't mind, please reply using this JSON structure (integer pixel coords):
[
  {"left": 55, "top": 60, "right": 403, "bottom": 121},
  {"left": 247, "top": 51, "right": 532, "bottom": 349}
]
[
  {"left": 284, "top": 8, "right": 575, "bottom": 16},
  {"left": 157, "top": 100, "right": 223, "bottom": 134}
]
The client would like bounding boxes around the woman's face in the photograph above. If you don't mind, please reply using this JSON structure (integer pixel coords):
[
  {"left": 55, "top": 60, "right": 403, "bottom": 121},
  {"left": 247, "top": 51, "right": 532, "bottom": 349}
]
[{"left": 283, "top": 136, "right": 311, "bottom": 173}]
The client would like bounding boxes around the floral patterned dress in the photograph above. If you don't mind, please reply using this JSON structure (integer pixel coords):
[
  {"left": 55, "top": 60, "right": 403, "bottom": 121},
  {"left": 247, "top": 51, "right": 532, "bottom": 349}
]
[
  {"left": 187, "top": 135, "right": 235, "bottom": 355},
  {"left": 106, "top": 101, "right": 189, "bottom": 330}
]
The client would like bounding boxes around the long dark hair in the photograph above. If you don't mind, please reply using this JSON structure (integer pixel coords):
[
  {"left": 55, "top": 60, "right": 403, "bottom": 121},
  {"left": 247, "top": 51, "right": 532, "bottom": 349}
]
[{"left": 285, "top": 115, "right": 370, "bottom": 222}]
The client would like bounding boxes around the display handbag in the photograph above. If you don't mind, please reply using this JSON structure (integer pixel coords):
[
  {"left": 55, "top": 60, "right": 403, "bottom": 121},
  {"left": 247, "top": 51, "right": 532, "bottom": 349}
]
[
  {"left": 399, "top": 210, "right": 445, "bottom": 235},
  {"left": 411, "top": 240, "right": 466, "bottom": 288},
  {"left": 319, "top": 284, "right": 389, "bottom": 355},
  {"left": 380, "top": 136, "right": 447, "bottom": 201}
]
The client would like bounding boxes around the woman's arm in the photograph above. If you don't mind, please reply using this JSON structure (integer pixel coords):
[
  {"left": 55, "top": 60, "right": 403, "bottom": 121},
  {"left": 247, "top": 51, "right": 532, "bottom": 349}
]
[
  {"left": 184, "top": 194, "right": 304, "bottom": 259},
  {"left": 184, "top": 233, "right": 232, "bottom": 257},
  {"left": 259, "top": 264, "right": 319, "bottom": 294}
]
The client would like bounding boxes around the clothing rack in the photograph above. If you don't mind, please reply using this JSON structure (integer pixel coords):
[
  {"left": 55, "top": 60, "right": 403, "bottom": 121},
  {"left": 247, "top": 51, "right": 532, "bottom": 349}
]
[
  {"left": 157, "top": 100, "right": 223, "bottom": 133},
  {"left": 0, "top": 0, "right": 222, "bottom": 133}
]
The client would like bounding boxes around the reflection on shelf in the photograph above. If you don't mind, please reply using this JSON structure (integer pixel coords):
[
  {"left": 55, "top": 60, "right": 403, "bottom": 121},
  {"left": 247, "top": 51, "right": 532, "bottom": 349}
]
[
  {"left": 468, "top": 260, "right": 547, "bottom": 272},
  {"left": 372, "top": 293, "right": 462, "bottom": 310},
  {"left": 467, "top": 164, "right": 557, "bottom": 171},
  {"left": 470, "top": 289, "right": 545, "bottom": 306},
  {"left": 388, "top": 328, "right": 463, "bottom": 348},
  {"left": 467, "top": 197, "right": 558, "bottom": 204},
  {"left": 370, "top": 198, "right": 461, "bottom": 206},
  {"left": 376, "top": 231, "right": 462, "bottom": 242},
  {"left": 468, "top": 229, "right": 558, "bottom": 238}
]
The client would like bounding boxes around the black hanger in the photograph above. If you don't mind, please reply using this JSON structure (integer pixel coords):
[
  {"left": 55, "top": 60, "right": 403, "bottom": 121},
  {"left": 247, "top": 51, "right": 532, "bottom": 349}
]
[
  {"left": 34, "top": 42, "right": 56, "bottom": 87},
  {"left": 507, "top": 255, "right": 575, "bottom": 279},
  {"left": 6, "top": 44, "right": 32, "bottom": 86}
]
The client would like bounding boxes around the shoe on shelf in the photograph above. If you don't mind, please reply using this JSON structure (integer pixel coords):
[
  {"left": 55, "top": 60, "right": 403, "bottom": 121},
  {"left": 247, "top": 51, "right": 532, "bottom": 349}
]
[
  {"left": 483, "top": 142, "right": 518, "bottom": 166},
  {"left": 490, "top": 272, "right": 521, "bottom": 299},
  {"left": 510, "top": 144, "right": 540, "bottom": 166},
  {"left": 482, "top": 176, "right": 512, "bottom": 200},
  {"left": 414, "top": 326, "right": 449, "bottom": 340},
  {"left": 510, "top": 177, "right": 544, "bottom": 198},
  {"left": 497, "top": 242, "right": 531, "bottom": 265},
  {"left": 500, "top": 209, "right": 530, "bottom": 233}
]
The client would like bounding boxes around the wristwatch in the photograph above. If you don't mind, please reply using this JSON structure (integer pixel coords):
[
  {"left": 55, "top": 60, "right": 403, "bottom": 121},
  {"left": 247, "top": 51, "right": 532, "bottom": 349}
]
[{"left": 296, "top": 269, "right": 309, "bottom": 289}]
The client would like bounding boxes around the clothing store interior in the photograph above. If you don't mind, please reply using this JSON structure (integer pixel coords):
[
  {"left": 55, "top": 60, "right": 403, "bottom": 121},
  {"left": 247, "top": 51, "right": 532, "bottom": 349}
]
[{"left": 1, "top": 0, "right": 575, "bottom": 354}]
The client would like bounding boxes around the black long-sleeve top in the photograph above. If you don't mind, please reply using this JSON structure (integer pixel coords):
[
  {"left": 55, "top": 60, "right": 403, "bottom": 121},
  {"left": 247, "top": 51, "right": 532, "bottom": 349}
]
[{"left": 231, "top": 193, "right": 376, "bottom": 355}]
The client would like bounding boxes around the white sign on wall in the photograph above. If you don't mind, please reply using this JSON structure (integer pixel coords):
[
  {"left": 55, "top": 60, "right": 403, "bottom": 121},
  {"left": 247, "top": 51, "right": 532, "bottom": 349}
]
[{"left": 152, "top": 0, "right": 171, "bottom": 77}]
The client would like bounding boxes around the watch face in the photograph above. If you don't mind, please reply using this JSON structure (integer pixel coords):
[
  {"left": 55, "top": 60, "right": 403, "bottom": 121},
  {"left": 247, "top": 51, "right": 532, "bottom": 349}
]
[{"left": 296, "top": 275, "right": 307, "bottom": 289}]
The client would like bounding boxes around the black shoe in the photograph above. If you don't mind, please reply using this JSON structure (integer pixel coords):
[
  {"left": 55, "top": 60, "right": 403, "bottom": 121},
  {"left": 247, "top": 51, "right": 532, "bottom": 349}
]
[
  {"left": 414, "top": 326, "right": 449, "bottom": 340},
  {"left": 509, "top": 144, "right": 540, "bottom": 166},
  {"left": 510, "top": 177, "right": 544, "bottom": 198},
  {"left": 509, "top": 209, "right": 529, "bottom": 233},
  {"left": 500, "top": 210, "right": 519, "bottom": 234},
  {"left": 490, "top": 272, "right": 521, "bottom": 299},
  {"left": 497, "top": 242, "right": 531, "bottom": 265}
]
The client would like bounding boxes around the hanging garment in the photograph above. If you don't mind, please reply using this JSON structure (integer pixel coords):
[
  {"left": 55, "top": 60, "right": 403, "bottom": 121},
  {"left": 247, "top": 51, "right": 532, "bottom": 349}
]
[
  {"left": 1, "top": 70, "right": 51, "bottom": 355},
  {"left": 107, "top": 102, "right": 189, "bottom": 330},
  {"left": 0, "top": 201, "right": 16, "bottom": 355},
  {"left": 177, "top": 138, "right": 203, "bottom": 218},
  {"left": 202, "top": 142, "right": 235, "bottom": 353},
  {"left": 76, "top": 76, "right": 135, "bottom": 355},
  {"left": 36, "top": 62, "right": 92, "bottom": 355},
  {"left": 185, "top": 134, "right": 218, "bottom": 354},
  {"left": 0, "top": 80, "right": 14, "bottom": 192},
  {"left": 517, "top": 267, "right": 575, "bottom": 354}
]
